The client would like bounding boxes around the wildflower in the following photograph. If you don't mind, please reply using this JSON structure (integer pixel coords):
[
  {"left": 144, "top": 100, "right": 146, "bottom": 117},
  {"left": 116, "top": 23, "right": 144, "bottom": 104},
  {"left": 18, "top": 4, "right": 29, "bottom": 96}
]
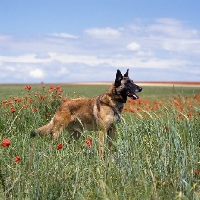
[
  {"left": 29, "top": 98, "right": 34, "bottom": 104},
  {"left": 57, "top": 89, "right": 63, "bottom": 95},
  {"left": 137, "top": 107, "right": 141, "bottom": 112},
  {"left": 85, "top": 138, "right": 92, "bottom": 147},
  {"left": 14, "top": 97, "right": 18, "bottom": 102},
  {"left": 189, "top": 105, "right": 193, "bottom": 109},
  {"left": 187, "top": 113, "right": 192, "bottom": 118},
  {"left": 63, "top": 97, "right": 68, "bottom": 102},
  {"left": 25, "top": 85, "right": 31, "bottom": 90},
  {"left": 1, "top": 139, "right": 11, "bottom": 147},
  {"left": 177, "top": 113, "right": 182, "bottom": 118},
  {"left": 24, "top": 96, "right": 28, "bottom": 101},
  {"left": 14, "top": 156, "right": 21, "bottom": 163},
  {"left": 122, "top": 107, "right": 129, "bottom": 112},
  {"left": 39, "top": 95, "right": 46, "bottom": 100},
  {"left": 130, "top": 109, "right": 135, "bottom": 114},
  {"left": 145, "top": 105, "right": 150, "bottom": 111},
  {"left": 23, "top": 104, "right": 30, "bottom": 108},
  {"left": 49, "top": 85, "right": 56, "bottom": 91},
  {"left": 33, "top": 108, "right": 38, "bottom": 112},
  {"left": 194, "top": 94, "right": 200, "bottom": 99},
  {"left": 57, "top": 143, "right": 63, "bottom": 150},
  {"left": 127, "top": 100, "right": 132, "bottom": 104},
  {"left": 194, "top": 169, "right": 200, "bottom": 175},
  {"left": 2, "top": 100, "right": 7, "bottom": 106},
  {"left": 8, "top": 100, "right": 13, "bottom": 104},
  {"left": 11, "top": 106, "right": 16, "bottom": 113},
  {"left": 17, "top": 98, "right": 22, "bottom": 103},
  {"left": 164, "top": 126, "right": 169, "bottom": 131}
]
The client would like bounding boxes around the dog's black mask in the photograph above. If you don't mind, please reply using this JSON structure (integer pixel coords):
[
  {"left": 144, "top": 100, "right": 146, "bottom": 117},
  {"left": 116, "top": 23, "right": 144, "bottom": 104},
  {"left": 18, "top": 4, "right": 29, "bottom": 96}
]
[{"left": 115, "top": 69, "right": 142, "bottom": 102}]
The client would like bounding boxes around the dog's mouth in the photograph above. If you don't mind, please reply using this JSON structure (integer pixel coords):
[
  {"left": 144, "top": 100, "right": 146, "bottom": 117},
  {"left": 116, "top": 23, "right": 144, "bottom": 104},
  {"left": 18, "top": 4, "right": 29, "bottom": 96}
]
[{"left": 127, "top": 91, "right": 139, "bottom": 100}]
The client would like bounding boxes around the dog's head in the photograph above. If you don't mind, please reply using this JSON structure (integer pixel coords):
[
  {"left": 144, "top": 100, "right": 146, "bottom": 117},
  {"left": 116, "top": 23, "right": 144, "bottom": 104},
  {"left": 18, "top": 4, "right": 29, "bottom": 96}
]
[{"left": 115, "top": 69, "right": 142, "bottom": 102}]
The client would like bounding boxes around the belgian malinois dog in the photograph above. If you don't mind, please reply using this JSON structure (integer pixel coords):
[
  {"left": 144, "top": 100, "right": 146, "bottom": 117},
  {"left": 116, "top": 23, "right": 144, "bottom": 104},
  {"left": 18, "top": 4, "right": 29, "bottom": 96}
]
[{"left": 30, "top": 69, "right": 142, "bottom": 156}]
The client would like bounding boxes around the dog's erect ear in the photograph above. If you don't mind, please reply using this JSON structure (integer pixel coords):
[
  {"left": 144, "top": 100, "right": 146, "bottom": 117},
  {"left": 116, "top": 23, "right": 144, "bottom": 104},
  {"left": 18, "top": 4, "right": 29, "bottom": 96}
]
[
  {"left": 124, "top": 69, "right": 129, "bottom": 77},
  {"left": 115, "top": 69, "right": 123, "bottom": 87}
]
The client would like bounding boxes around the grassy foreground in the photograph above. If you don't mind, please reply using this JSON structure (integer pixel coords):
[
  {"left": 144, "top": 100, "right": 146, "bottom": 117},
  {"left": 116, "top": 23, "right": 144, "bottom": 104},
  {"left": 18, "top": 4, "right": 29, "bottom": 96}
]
[{"left": 0, "top": 84, "right": 200, "bottom": 199}]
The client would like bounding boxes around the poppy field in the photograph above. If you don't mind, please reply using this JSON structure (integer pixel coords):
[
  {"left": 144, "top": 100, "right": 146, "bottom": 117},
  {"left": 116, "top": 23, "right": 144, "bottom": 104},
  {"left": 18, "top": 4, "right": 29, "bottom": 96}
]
[{"left": 0, "top": 84, "right": 200, "bottom": 199}]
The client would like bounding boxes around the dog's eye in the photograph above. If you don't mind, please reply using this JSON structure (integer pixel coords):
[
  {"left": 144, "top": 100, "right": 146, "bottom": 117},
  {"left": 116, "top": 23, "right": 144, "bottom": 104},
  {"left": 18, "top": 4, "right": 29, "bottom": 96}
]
[{"left": 127, "top": 80, "right": 133, "bottom": 84}]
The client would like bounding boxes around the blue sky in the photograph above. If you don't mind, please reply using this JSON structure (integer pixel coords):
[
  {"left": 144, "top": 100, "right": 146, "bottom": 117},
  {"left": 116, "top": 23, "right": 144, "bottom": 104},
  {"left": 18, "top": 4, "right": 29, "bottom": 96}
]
[{"left": 0, "top": 0, "right": 200, "bottom": 83}]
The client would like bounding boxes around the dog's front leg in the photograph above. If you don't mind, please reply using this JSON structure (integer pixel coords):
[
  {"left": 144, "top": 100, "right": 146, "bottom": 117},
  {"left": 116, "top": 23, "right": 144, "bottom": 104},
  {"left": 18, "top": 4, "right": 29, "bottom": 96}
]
[
  {"left": 107, "top": 125, "right": 116, "bottom": 150},
  {"left": 99, "top": 130, "right": 105, "bottom": 159}
]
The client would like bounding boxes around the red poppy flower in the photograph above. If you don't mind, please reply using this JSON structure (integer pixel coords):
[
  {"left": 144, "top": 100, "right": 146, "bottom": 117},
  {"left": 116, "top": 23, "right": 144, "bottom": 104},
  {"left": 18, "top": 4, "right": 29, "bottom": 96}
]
[
  {"left": 11, "top": 106, "right": 16, "bottom": 113},
  {"left": 57, "top": 89, "right": 63, "bottom": 95},
  {"left": 57, "top": 143, "right": 63, "bottom": 150},
  {"left": 14, "top": 97, "right": 18, "bottom": 102},
  {"left": 2, "top": 100, "right": 7, "bottom": 104},
  {"left": 63, "top": 97, "right": 68, "bottom": 102},
  {"left": 39, "top": 95, "right": 46, "bottom": 100},
  {"left": 25, "top": 85, "right": 31, "bottom": 90},
  {"left": 8, "top": 100, "right": 13, "bottom": 104},
  {"left": 49, "top": 85, "right": 55, "bottom": 91},
  {"left": 130, "top": 109, "right": 135, "bottom": 114},
  {"left": 194, "top": 169, "right": 200, "bottom": 175},
  {"left": 1, "top": 139, "right": 11, "bottom": 147},
  {"left": 164, "top": 126, "right": 169, "bottom": 131},
  {"left": 33, "top": 108, "right": 38, "bottom": 112},
  {"left": 85, "top": 138, "right": 92, "bottom": 147},
  {"left": 15, "top": 156, "right": 21, "bottom": 163}
]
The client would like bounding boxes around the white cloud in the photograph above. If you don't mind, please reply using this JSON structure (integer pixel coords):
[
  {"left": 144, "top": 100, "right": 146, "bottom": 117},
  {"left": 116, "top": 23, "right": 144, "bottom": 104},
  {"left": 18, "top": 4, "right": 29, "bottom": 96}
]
[
  {"left": 152, "top": 18, "right": 198, "bottom": 38},
  {"left": 0, "top": 54, "right": 52, "bottom": 63},
  {"left": 29, "top": 68, "right": 44, "bottom": 78},
  {"left": 50, "top": 33, "right": 78, "bottom": 39},
  {"left": 127, "top": 42, "right": 140, "bottom": 51},
  {"left": 0, "top": 34, "right": 13, "bottom": 41},
  {"left": 85, "top": 27, "right": 121, "bottom": 39}
]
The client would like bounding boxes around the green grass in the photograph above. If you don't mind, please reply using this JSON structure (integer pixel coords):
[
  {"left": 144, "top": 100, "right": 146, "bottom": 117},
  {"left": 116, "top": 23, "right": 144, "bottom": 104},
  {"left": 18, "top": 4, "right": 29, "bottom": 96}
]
[
  {"left": 0, "top": 84, "right": 200, "bottom": 199},
  {"left": 0, "top": 84, "right": 109, "bottom": 101},
  {"left": 0, "top": 83, "right": 200, "bottom": 100}
]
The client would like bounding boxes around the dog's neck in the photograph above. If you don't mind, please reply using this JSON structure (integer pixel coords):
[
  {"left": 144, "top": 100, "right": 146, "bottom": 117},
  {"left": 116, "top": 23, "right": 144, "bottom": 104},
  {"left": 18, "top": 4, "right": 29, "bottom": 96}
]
[{"left": 100, "top": 84, "right": 125, "bottom": 110}]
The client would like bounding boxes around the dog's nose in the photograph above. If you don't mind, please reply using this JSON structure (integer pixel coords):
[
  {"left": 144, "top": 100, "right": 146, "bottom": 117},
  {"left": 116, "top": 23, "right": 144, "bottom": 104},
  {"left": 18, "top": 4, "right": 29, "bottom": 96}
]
[{"left": 138, "top": 86, "right": 142, "bottom": 92}]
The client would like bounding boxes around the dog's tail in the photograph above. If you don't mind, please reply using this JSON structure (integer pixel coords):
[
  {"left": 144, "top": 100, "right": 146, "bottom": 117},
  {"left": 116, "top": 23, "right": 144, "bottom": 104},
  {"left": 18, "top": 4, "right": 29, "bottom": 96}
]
[
  {"left": 30, "top": 130, "right": 37, "bottom": 137},
  {"left": 30, "top": 117, "right": 54, "bottom": 138}
]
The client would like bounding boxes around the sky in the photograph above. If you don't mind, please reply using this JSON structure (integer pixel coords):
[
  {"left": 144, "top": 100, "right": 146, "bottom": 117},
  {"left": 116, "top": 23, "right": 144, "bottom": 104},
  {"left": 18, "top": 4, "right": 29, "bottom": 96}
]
[{"left": 0, "top": 0, "right": 200, "bottom": 83}]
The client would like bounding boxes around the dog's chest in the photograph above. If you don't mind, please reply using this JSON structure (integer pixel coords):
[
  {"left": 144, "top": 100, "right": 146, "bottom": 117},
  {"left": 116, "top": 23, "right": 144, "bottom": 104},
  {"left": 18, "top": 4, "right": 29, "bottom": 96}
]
[{"left": 114, "top": 103, "right": 123, "bottom": 122}]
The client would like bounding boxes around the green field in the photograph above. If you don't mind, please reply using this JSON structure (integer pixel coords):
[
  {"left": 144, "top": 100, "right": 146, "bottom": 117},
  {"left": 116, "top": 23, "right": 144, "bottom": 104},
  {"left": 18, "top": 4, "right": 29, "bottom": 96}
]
[
  {"left": 0, "top": 84, "right": 200, "bottom": 199},
  {"left": 0, "top": 83, "right": 199, "bottom": 100}
]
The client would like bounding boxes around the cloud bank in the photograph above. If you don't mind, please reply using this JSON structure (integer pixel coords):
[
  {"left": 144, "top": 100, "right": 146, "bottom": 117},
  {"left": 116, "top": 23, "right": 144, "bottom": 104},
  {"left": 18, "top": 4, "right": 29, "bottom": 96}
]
[{"left": 0, "top": 18, "right": 200, "bottom": 83}]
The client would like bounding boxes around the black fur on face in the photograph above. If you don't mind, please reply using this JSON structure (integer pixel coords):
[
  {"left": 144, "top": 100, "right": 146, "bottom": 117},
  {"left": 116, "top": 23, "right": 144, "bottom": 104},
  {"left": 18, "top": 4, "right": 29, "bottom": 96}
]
[{"left": 115, "top": 69, "right": 142, "bottom": 102}]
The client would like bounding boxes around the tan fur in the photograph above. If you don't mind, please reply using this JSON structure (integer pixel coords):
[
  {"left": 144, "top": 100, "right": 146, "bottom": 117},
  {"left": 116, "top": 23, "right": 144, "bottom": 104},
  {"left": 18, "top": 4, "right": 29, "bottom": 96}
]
[
  {"left": 31, "top": 69, "right": 142, "bottom": 157},
  {"left": 32, "top": 84, "right": 123, "bottom": 156}
]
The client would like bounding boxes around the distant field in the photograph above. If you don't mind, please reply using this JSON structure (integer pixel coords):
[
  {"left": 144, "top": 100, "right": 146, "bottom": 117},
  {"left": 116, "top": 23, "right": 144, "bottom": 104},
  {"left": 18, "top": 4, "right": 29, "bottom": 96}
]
[{"left": 0, "top": 82, "right": 200, "bottom": 101}]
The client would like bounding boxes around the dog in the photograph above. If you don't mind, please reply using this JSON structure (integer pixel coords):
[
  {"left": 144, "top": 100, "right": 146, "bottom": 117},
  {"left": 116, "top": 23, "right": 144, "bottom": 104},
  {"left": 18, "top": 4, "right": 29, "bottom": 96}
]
[{"left": 30, "top": 69, "right": 142, "bottom": 156}]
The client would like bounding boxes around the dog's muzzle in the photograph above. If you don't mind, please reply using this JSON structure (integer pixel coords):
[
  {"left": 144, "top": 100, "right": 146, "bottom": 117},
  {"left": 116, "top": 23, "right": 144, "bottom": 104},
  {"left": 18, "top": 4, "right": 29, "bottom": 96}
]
[{"left": 127, "top": 86, "right": 142, "bottom": 100}]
